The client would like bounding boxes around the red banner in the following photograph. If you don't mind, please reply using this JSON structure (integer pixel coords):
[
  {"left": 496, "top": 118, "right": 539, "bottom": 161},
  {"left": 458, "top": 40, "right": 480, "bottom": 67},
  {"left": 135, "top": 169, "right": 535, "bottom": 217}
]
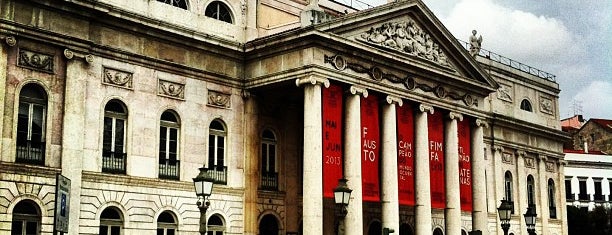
[
  {"left": 397, "top": 103, "right": 415, "bottom": 205},
  {"left": 458, "top": 118, "right": 473, "bottom": 211},
  {"left": 428, "top": 111, "right": 445, "bottom": 209},
  {"left": 361, "top": 94, "right": 380, "bottom": 202},
  {"left": 322, "top": 84, "right": 344, "bottom": 198}
]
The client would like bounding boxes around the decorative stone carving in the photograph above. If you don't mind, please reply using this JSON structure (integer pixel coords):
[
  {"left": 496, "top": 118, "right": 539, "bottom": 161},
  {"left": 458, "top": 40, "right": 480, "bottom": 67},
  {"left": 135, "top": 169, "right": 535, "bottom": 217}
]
[
  {"left": 103, "top": 67, "right": 133, "bottom": 89},
  {"left": 357, "top": 19, "right": 454, "bottom": 70},
  {"left": 524, "top": 157, "right": 535, "bottom": 169},
  {"left": 5, "top": 36, "right": 16, "bottom": 47},
  {"left": 502, "top": 152, "right": 514, "bottom": 164},
  {"left": 63, "top": 49, "right": 74, "bottom": 60},
  {"left": 469, "top": 30, "right": 482, "bottom": 57},
  {"left": 539, "top": 96, "right": 554, "bottom": 115},
  {"left": 324, "top": 54, "right": 476, "bottom": 107},
  {"left": 546, "top": 161, "right": 555, "bottom": 172},
  {"left": 158, "top": 79, "right": 185, "bottom": 99},
  {"left": 17, "top": 48, "right": 54, "bottom": 73},
  {"left": 497, "top": 84, "right": 512, "bottom": 102},
  {"left": 85, "top": 54, "right": 94, "bottom": 64},
  {"left": 207, "top": 90, "right": 231, "bottom": 108}
]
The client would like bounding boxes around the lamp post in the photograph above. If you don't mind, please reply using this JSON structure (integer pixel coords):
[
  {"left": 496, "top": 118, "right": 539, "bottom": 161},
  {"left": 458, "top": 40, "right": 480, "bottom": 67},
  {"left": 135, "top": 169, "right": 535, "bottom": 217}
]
[
  {"left": 524, "top": 206, "right": 537, "bottom": 235},
  {"left": 334, "top": 178, "right": 352, "bottom": 235},
  {"left": 193, "top": 167, "right": 215, "bottom": 235},
  {"left": 497, "top": 200, "right": 512, "bottom": 235}
]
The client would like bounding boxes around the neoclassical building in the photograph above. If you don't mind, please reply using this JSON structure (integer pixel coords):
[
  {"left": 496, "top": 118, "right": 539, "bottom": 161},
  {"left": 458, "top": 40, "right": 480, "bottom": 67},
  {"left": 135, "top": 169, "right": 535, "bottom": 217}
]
[{"left": 0, "top": 0, "right": 568, "bottom": 235}]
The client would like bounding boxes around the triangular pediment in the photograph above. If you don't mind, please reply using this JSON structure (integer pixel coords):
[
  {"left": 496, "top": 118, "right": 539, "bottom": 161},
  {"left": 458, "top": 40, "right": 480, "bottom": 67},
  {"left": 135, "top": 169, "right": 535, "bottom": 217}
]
[{"left": 316, "top": 0, "right": 497, "bottom": 90}]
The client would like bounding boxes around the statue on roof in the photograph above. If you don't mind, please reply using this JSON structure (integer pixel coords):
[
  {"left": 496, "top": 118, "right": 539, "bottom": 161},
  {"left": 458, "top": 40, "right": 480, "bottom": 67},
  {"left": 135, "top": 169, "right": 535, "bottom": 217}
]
[{"left": 469, "top": 30, "right": 482, "bottom": 57}]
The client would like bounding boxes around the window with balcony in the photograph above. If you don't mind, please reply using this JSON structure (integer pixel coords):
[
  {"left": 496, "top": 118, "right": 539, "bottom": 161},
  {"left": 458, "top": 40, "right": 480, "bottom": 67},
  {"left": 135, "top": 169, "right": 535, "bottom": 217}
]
[
  {"left": 102, "top": 100, "right": 127, "bottom": 174},
  {"left": 548, "top": 179, "right": 556, "bottom": 219},
  {"left": 578, "top": 179, "right": 588, "bottom": 200},
  {"left": 205, "top": 1, "right": 233, "bottom": 24},
  {"left": 593, "top": 179, "right": 604, "bottom": 201},
  {"left": 99, "top": 207, "right": 123, "bottom": 235},
  {"left": 16, "top": 83, "right": 47, "bottom": 165},
  {"left": 159, "top": 110, "right": 180, "bottom": 180},
  {"left": 520, "top": 99, "right": 532, "bottom": 112},
  {"left": 11, "top": 199, "right": 41, "bottom": 235},
  {"left": 157, "top": 0, "right": 188, "bottom": 10},
  {"left": 208, "top": 119, "right": 227, "bottom": 184},
  {"left": 565, "top": 178, "right": 573, "bottom": 200},
  {"left": 157, "top": 211, "right": 177, "bottom": 235},
  {"left": 261, "top": 129, "right": 278, "bottom": 190},
  {"left": 527, "top": 175, "right": 536, "bottom": 207},
  {"left": 504, "top": 171, "right": 515, "bottom": 213}
]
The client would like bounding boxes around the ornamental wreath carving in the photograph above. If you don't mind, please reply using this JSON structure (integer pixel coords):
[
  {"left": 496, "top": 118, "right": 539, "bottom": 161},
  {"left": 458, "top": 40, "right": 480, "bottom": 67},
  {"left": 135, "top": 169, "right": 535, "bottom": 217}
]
[
  {"left": 524, "top": 157, "right": 535, "bottom": 169},
  {"left": 103, "top": 67, "right": 133, "bottom": 89},
  {"left": 357, "top": 19, "right": 454, "bottom": 70},
  {"left": 539, "top": 96, "right": 554, "bottom": 115},
  {"left": 502, "top": 152, "right": 514, "bottom": 164},
  {"left": 497, "top": 84, "right": 513, "bottom": 102},
  {"left": 158, "top": 79, "right": 185, "bottom": 99},
  {"left": 18, "top": 48, "right": 54, "bottom": 73},
  {"left": 546, "top": 161, "right": 555, "bottom": 172},
  {"left": 207, "top": 90, "right": 231, "bottom": 108}
]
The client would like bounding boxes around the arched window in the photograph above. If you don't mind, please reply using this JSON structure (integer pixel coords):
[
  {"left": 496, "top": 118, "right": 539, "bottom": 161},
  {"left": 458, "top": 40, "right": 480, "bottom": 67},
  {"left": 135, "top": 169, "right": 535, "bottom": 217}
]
[
  {"left": 261, "top": 129, "right": 278, "bottom": 190},
  {"left": 527, "top": 175, "right": 535, "bottom": 207},
  {"left": 399, "top": 223, "right": 413, "bottom": 235},
  {"left": 157, "top": 0, "right": 188, "bottom": 10},
  {"left": 520, "top": 99, "right": 532, "bottom": 112},
  {"left": 157, "top": 211, "right": 177, "bottom": 235},
  {"left": 548, "top": 179, "right": 557, "bottom": 218},
  {"left": 205, "top": 1, "right": 233, "bottom": 24},
  {"left": 259, "top": 214, "right": 279, "bottom": 235},
  {"left": 208, "top": 119, "right": 227, "bottom": 184},
  {"left": 433, "top": 228, "right": 444, "bottom": 235},
  {"left": 207, "top": 214, "right": 225, "bottom": 235},
  {"left": 461, "top": 230, "right": 468, "bottom": 235},
  {"left": 102, "top": 99, "right": 127, "bottom": 174},
  {"left": 159, "top": 110, "right": 180, "bottom": 180},
  {"left": 16, "top": 83, "right": 47, "bottom": 165},
  {"left": 367, "top": 221, "right": 382, "bottom": 235},
  {"left": 11, "top": 200, "right": 41, "bottom": 235},
  {"left": 504, "top": 171, "right": 515, "bottom": 213},
  {"left": 99, "top": 207, "right": 123, "bottom": 235}
]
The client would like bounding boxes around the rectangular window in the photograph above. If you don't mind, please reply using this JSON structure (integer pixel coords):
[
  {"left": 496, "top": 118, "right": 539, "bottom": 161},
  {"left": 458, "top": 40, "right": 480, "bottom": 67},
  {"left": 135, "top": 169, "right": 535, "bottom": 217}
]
[
  {"left": 102, "top": 117, "right": 126, "bottom": 174},
  {"left": 16, "top": 102, "right": 46, "bottom": 164},
  {"left": 159, "top": 126, "right": 179, "bottom": 180},
  {"left": 565, "top": 179, "right": 573, "bottom": 200},
  {"left": 594, "top": 181, "right": 603, "bottom": 201},
  {"left": 578, "top": 180, "right": 588, "bottom": 200}
]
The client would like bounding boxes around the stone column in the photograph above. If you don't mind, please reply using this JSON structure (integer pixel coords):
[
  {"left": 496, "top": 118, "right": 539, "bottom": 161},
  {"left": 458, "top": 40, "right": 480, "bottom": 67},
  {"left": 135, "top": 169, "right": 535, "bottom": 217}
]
[
  {"left": 558, "top": 160, "right": 569, "bottom": 235},
  {"left": 537, "top": 155, "right": 549, "bottom": 235},
  {"left": 296, "top": 76, "right": 329, "bottom": 235},
  {"left": 243, "top": 91, "right": 259, "bottom": 235},
  {"left": 0, "top": 36, "right": 14, "bottom": 160},
  {"left": 415, "top": 104, "right": 434, "bottom": 235},
  {"left": 516, "top": 150, "right": 527, "bottom": 234},
  {"left": 444, "top": 112, "right": 462, "bottom": 235},
  {"left": 493, "top": 146, "right": 504, "bottom": 235},
  {"left": 471, "top": 119, "right": 488, "bottom": 234},
  {"left": 344, "top": 86, "right": 367, "bottom": 235},
  {"left": 61, "top": 50, "right": 88, "bottom": 234},
  {"left": 381, "top": 95, "right": 402, "bottom": 233}
]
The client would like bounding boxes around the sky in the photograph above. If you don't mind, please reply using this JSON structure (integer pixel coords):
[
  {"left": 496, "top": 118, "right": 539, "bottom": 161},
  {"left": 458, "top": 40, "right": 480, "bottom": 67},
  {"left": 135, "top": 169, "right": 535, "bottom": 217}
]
[{"left": 360, "top": 0, "right": 612, "bottom": 120}]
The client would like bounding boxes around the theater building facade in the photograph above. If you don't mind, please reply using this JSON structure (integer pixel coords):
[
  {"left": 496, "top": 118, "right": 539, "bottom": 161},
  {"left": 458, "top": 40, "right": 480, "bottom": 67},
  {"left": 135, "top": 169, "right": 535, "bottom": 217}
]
[{"left": 0, "top": 0, "right": 568, "bottom": 235}]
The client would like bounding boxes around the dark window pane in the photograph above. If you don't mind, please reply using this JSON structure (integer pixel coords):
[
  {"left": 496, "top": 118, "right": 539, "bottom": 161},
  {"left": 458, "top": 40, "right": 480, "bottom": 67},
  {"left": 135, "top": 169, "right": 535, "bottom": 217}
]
[
  {"left": 25, "top": 221, "right": 37, "bottom": 235},
  {"left": 103, "top": 117, "right": 113, "bottom": 151},
  {"left": 160, "top": 127, "right": 167, "bottom": 160},
  {"left": 217, "top": 136, "right": 224, "bottom": 167},
  {"left": 11, "top": 221, "right": 23, "bottom": 235},
  {"left": 157, "top": 228, "right": 164, "bottom": 235},
  {"left": 167, "top": 228, "right": 175, "bottom": 235},
  {"left": 209, "top": 135, "right": 216, "bottom": 167},
  {"left": 111, "top": 225, "right": 120, "bottom": 235},
  {"left": 261, "top": 144, "right": 267, "bottom": 171},
  {"left": 115, "top": 119, "right": 125, "bottom": 154},
  {"left": 269, "top": 145, "right": 276, "bottom": 172},
  {"left": 99, "top": 225, "right": 108, "bottom": 235}
]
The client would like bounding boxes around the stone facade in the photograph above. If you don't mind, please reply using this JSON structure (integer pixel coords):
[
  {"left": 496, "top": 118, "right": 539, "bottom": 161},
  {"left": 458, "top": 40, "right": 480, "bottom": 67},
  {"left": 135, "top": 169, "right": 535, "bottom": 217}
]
[
  {"left": 0, "top": 0, "right": 568, "bottom": 235},
  {"left": 568, "top": 119, "right": 612, "bottom": 154}
]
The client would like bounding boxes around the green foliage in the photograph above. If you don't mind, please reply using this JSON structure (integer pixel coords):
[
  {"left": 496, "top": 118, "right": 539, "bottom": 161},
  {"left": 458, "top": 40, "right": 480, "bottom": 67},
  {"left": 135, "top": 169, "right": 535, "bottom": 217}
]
[{"left": 567, "top": 205, "right": 611, "bottom": 235}]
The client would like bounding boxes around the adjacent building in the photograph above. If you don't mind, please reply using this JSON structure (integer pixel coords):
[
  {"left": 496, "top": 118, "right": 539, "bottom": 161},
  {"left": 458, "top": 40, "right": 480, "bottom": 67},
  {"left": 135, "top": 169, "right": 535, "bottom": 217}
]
[
  {"left": 0, "top": 0, "right": 568, "bottom": 235},
  {"left": 563, "top": 151, "right": 612, "bottom": 211}
]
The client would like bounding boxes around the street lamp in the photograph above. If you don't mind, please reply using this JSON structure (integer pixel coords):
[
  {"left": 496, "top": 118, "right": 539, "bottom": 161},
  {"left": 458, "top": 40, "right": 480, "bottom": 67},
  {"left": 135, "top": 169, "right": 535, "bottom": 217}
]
[
  {"left": 193, "top": 167, "right": 215, "bottom": 235},
  {"left": 497, "top": 200, "right": 512, "bottom": 235},
  {"left": 334, "top": 178, "right": 352, "bottom": 235},
  {"left": 524, "top": 206, "right": 537, "bottom": 235}
]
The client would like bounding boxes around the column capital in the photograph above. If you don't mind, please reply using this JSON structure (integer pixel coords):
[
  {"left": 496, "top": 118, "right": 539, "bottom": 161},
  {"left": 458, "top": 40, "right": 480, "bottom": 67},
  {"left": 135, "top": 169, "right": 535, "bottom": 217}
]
[
  {"left": 494, "top": 145, "right": 504, "bottom": 153},
  {"left": 5, "top": 35, "right": 16, "bottom": 47},
  {"left": 447, "top": 111, "right": 463, "bottom": 121},
  {"left": 515, "top": 150, "right": 527, "bottom": 158},
  {"left": 474, "top": 118, "right": 489, "bottom": 128},
  {"left": 538, "top": 155, "right": 548, "bottom": 162},
  {"left": 559, "top": 160, "right": 568, "bottom": 166},
  {"left": 295, "top": 75, "right": 330, "bottom": 88},
  {"left": 349, "top": 85, "right": 368, "bottom": 98},
  {"left": 418, "top": 104, "right": 434, "bottom": 114},
  {"left": 385, "top": 95, "right": 403, "bottom": 106}
]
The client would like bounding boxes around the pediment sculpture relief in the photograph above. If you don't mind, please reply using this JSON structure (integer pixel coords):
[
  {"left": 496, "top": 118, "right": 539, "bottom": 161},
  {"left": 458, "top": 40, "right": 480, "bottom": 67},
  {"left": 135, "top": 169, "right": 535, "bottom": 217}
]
[{"left": 357, "top": 19, "right": 454, "bottom": 70}]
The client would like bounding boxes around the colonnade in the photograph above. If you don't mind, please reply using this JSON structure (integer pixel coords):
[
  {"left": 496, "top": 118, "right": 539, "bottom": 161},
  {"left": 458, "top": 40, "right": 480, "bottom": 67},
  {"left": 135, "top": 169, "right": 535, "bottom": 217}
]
[{"left": 297, "top": 77, "right": 488, "bottom": 235}]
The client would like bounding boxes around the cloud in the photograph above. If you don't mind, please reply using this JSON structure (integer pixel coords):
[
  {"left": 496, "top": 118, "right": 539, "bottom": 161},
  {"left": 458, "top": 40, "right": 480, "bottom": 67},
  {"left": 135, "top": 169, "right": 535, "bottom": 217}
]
[{"left": 571, "top": 81, "right": 612, "bottom": 119}]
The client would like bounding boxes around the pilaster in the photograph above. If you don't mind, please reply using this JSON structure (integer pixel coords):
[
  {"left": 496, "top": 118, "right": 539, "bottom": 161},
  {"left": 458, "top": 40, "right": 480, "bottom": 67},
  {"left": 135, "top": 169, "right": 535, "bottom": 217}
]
[
  {"left": 344, "top": 85, "right": 367, "bottom": 235},
  {"left": 243, "top": 90, "right": 259, "bottom": 235},
  {"left": 0, "top": 36, "right": 14, "bottom": 160},
  {"left": 493, "top": 145, "right": 504, "bottom": 235},
  {"left": 537, "top": 155, "right": 549, "bottom": 235},
  {"left": 515, "top": 150, "right": 527, "bottom": 234},
  {"left": 415, "top": 104, "right": 433, "bottom": 235}
]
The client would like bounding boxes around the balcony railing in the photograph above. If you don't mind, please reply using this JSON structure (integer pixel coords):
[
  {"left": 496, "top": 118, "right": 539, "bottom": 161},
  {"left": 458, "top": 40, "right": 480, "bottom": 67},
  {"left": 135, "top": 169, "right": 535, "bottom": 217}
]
[
  {"left": 566, "top": 193, "right": 575, "bottom": 201},
  {"left": 594, "top": 194, "right": 605, "bottom": 201},
  {"left": 578, "top": 193, "right": 590, "bottom": 201},
  {"left": 159, "top": 159, "right": 180, "bottom": 180},
  {"left": 16, "top": 141, "right": 45, "bottom": 165},
  {"left": 260, "top": 172, "right": 278, "bottom": 191},
  {"left": 102, "top": 151, "right": 126, "bottom": 174},
  {"left": 549, "top": 206, "right": 557, "bottom": 219},
  {"left": 208, "top": 165, "right": 227, "bottom": 184}
]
